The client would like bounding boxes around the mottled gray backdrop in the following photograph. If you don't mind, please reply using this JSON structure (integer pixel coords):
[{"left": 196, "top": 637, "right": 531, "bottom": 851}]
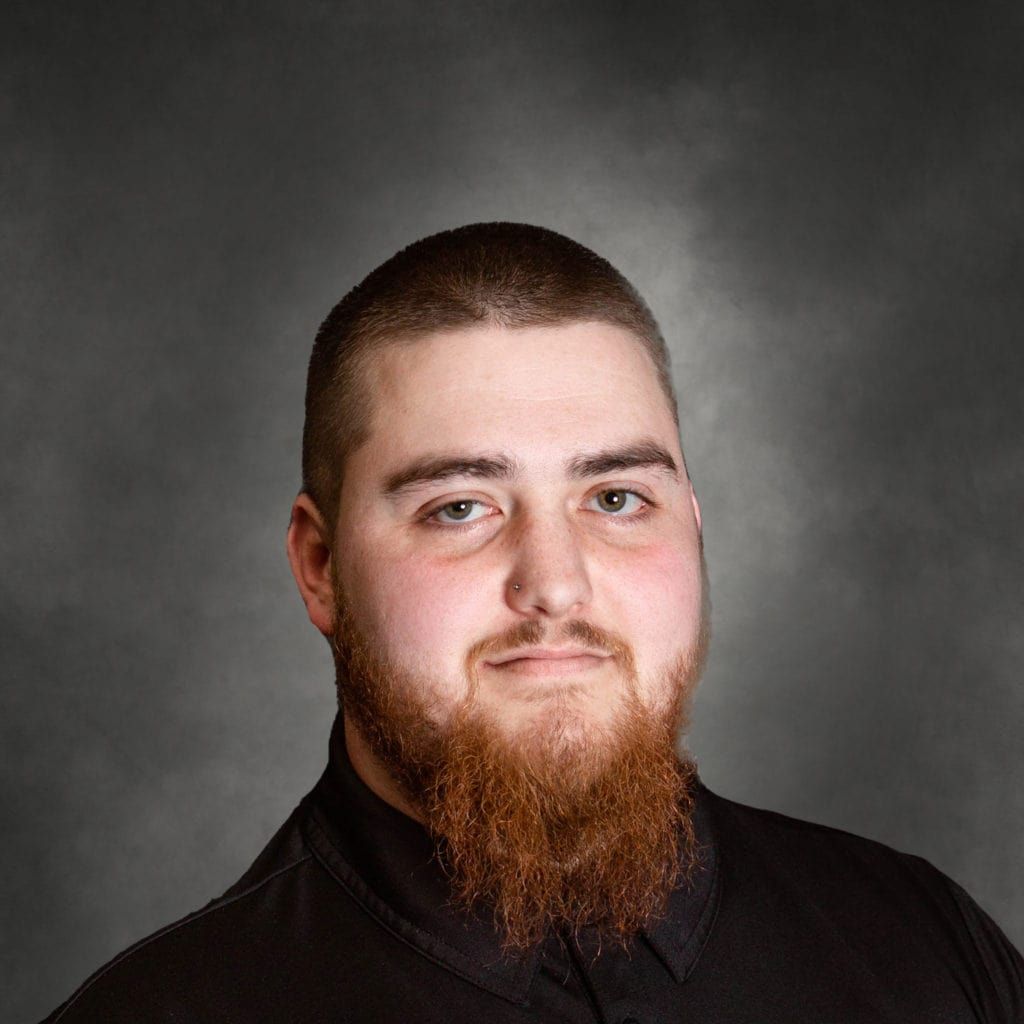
[{"left": 3, "top": 2, "right": 1022, "bottom": 1019}]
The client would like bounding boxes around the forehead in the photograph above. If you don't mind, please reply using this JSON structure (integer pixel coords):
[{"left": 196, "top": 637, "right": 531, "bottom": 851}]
[{"left": 360, "top": 321, "right": 677, "bottom": 464}]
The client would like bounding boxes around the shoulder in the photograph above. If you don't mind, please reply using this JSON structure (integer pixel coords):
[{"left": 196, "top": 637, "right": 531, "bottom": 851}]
[
  {"left": 40, "top": 804, "right": 321, "bottom": 1024},
  {"left": 701, "top": 785, "right": 1024, "bottom": 1020},
  {"left": 706, "top": 784, "right": 935, "bottom": 864},
  {"left": 703, "top": 784, "right": 973, "bottom": 915}
]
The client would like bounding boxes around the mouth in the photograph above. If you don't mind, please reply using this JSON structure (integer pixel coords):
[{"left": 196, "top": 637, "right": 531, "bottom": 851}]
[{"left": 485, "top": 653, "right": 611, "bottom": 678}]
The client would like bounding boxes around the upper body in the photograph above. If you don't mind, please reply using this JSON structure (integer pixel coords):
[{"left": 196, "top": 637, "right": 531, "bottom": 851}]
[
  {"left": 41, "top": 223, "right": 1024, "bottom": 1021},
  {"left": 43, "top": 709, "right": 1023, "bottom": 1023}
]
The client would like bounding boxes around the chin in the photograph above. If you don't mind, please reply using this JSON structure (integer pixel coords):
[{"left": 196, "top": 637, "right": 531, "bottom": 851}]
[{"left": 496, "top": 690, "right": 624, "bottom": 755}]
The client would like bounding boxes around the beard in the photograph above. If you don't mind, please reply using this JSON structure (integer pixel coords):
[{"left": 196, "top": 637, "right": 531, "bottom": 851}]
[{"left": 329, "top": 560, "right": 711, "bottom": 952}]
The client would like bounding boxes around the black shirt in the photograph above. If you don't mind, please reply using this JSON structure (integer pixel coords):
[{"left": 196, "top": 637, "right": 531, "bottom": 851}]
[{"left": 42, "top": 712, "right": 1024, "bottom": 1022}]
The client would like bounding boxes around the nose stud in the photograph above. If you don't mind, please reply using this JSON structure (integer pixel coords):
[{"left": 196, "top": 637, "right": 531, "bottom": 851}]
[{"left": 512, "top": 582, "right": 522, "bottom": 591}]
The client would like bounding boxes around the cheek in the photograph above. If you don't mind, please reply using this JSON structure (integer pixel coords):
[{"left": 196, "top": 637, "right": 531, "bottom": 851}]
[
  {"left": 604, "top": 541, "right": 703, "bottom": 658},
  {"left": 354, "top": 552, "right": 487, "bottom": 673}
]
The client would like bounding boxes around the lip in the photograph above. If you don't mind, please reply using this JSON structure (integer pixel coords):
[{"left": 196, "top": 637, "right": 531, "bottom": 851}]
[
  {"left": 484, "top": 648, "right": 612, "bottom": 677},
  {"left": 488, "top": 654, "right": 609, "bottom": 678},
  {"left": 487, "top": 646, "right": 610, "bottom": 666}
]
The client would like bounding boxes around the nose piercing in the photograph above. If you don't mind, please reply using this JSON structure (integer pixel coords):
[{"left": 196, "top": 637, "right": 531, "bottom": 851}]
[{"left": 512, "top": 582, "right": 522, "bottom": 591}]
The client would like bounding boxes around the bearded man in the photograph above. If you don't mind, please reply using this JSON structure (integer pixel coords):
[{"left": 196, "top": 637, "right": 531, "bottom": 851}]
[{"left": 43, "top": 224, "right": 1022, "bottom": 1022}]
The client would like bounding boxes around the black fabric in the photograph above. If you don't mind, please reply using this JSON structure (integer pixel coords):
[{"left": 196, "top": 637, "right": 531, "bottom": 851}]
[{"left": 42, "top": 711, "right": 1024, "bottom": 1023}]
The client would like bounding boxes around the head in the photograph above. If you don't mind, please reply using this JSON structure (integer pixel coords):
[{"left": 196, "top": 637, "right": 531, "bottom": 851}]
[
  {"left": 300, "top": 223, "right": 684, "bottom": 543},
  {"left": 287, "top": 223, "right": 710, "bottom": 950}
]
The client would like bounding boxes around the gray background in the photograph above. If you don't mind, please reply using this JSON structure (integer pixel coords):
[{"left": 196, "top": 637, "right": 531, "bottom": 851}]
[{"left": 3, "top": 1, "right": 1022, "bottom": 1019}]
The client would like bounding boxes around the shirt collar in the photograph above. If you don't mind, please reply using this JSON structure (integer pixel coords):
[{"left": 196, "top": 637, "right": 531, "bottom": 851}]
[{"left": 302, "top": 710, "right": 719, "bottom": 1004}]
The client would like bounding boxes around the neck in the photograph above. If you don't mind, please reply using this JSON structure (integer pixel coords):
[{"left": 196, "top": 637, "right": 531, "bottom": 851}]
[{"left": 342, "top": 715, "right": 426, "bottom": 824}]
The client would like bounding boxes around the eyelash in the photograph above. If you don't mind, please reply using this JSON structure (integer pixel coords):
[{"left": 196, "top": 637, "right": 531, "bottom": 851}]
[{"left": 418, "top": 489, "right": 658, "bottom": 533}]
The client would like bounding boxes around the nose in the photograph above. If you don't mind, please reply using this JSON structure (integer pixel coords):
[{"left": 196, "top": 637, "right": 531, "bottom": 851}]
[{"left": 505, "top": 510, "right": 593, "bottom": 618}]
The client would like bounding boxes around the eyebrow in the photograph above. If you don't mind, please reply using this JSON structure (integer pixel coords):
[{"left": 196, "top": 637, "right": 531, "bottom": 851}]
[{"left": 381, "top": 438, "right": 680, "bottom": 500}]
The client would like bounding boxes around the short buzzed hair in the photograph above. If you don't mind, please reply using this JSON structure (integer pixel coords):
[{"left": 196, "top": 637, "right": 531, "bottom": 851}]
[{"left": 302, "top": 222, "right": 680, "bottom": 539}]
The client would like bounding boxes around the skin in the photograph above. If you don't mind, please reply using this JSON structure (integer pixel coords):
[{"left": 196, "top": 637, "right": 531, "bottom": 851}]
[{"left": 287, "top": 321, "right": 704, "bottom": 820}]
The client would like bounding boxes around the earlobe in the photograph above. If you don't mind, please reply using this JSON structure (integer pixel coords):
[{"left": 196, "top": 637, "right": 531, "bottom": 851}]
[{"left": 286, "top": 493, "right": 335, "bottom": 637}]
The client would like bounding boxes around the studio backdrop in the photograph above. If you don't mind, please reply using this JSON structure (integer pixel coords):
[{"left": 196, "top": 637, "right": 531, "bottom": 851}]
[{"left": 2, "top": 3, "right": 1022, "bottom": 1021}]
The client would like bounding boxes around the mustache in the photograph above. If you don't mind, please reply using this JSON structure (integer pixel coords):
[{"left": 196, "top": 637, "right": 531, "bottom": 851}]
[{"left": 467, "top": 619, "right": 635, "bottom": 673}]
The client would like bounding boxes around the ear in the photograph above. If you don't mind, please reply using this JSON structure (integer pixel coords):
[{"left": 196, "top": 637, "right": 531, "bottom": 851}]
[
  {"left": 286, "top": 492, "right": 335, "bottom": 636},
  {"left": 689, "top": 483, "right": 703, "bottom": 538}
]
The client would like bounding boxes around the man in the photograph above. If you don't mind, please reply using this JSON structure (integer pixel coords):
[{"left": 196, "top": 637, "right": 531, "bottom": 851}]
[{"left": 43, "top": 223, "right": 1022, "bottom": 1022}]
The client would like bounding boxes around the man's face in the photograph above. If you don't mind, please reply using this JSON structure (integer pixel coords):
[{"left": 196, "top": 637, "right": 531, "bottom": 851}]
[{"left": 332, "top": 320, "right": 706, "bottom": 752}]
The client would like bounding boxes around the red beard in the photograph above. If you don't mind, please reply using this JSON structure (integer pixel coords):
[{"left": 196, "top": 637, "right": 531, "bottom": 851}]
[{"left": 329, "top": 567, "right": 709, "bottom": 951}]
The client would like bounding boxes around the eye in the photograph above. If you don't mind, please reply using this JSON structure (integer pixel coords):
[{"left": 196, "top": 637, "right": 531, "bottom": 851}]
[
  {"left": 426, "top": 499, "right": 492, "bottom": 526},
  {"left": 588, "top": 489, "right": 649, "bottom": 517},
  {"left": 420, "top": 488, "right": 654, "bottom": 532}
]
